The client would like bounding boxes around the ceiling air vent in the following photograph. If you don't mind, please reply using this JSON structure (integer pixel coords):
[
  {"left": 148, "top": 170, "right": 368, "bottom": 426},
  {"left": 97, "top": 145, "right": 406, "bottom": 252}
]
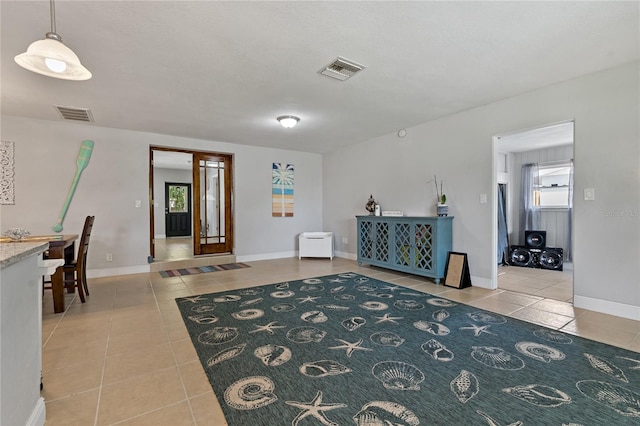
[
  {"left": 318, "top": 56, "right": 366, "bottom": 81},
  {"left": 54, "top": 105, "right": 94, "bottom": 122}
]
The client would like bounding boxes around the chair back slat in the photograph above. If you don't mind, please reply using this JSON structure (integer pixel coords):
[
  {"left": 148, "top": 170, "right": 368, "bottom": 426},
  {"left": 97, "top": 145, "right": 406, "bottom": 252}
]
[{"left": 76, "top": 216, "right": 95, "bottom": 267}]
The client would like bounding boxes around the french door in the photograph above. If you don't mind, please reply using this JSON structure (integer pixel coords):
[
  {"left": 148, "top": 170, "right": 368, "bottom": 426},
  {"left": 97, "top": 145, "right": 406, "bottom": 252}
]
[
  {"left": 150, "top": 147, "right": 233, "bottom": 259},
  {"left": 192, "top": 152, "right": 233, "bottom": 255}
]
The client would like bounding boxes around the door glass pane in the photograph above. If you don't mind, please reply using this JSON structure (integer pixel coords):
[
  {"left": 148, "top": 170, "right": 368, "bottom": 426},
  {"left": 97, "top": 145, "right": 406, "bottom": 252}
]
[
  {"left": 168, "top": 185, "right": 188, "bottom": 213},
  {"left": 199, "top": 159, "right": 226, "bottom": 244}
]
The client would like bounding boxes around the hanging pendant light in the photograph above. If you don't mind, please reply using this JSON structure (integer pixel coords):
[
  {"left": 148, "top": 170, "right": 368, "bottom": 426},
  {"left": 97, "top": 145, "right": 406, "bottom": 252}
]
[{"left": 14, "top": 0, "right": 91, "bottom": 81}]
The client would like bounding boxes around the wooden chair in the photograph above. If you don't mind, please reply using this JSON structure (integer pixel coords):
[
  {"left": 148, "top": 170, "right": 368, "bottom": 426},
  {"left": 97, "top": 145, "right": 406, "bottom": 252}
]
[{"left": 44, "top": 216, "right": 95, "bottom": 303}]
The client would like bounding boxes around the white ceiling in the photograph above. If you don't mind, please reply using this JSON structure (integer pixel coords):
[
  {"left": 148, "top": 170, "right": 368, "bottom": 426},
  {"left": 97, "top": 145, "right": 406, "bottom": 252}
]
[
  {"left": 1, "top": 1, "right": 638, "bottom": 154},
  {"left": 497, "top": 121, "right": 574, "bottom": 153}
]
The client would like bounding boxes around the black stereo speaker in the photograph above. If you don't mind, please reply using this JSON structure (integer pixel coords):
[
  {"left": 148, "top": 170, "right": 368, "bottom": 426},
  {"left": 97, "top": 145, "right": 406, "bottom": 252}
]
[
  {"left": 509, "top": 245, "right": 563, "bottom": 271},
  {"left": 539, "top": 248, "right": 563, "bottom": 271},
  {"left": 510, "top": 246, "right": 535, "bottom": 267},
  {"left": 525, "top": 230, "right": 546, "bottom": 249}
]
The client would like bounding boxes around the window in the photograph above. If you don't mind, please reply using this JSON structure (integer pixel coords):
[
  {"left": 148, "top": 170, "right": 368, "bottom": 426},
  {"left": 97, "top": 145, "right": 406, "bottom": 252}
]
[{"left": 534, "top": 163, "right": 572, "bottom": 208}]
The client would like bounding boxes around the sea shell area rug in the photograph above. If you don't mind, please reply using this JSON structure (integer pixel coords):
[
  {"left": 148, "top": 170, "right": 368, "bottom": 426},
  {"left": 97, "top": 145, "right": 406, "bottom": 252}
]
[{"left": 175, "top": 273, "right": 640, "bottom": 425}]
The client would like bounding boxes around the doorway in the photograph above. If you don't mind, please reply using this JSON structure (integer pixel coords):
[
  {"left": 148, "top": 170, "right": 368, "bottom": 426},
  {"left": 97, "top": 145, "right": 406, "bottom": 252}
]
[
  {"left": 150, "top": 147, "right": 234, "bottom": 261},
  {"left": 493, "top": 121, "right": 574, "bottom": 303},
  {"left": 165, "top": 182, "right": 191, "bottom": 237}
]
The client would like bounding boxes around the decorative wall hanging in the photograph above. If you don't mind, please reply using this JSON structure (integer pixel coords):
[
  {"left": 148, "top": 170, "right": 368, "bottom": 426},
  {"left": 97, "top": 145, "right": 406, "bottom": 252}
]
[
  {"left": 272, "top": 163, "right": 294, "bottom": 217},
  {"left": 53, "top": 140, "right": 94, "bottom": 232},
  {"left": 0, "top": 141, "right": 15, "bottom": 205}
]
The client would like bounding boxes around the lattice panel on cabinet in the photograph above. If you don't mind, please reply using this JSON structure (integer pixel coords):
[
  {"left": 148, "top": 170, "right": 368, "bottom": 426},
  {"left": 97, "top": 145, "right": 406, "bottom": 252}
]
[
  {"left": 359, "top": 221, "right": 373, "bottom": 259},
  {"left": 394, "top": 223, "right": 411, "bottom": 266},
  {"left": 375, "top": 222, "right": 389, "bottom": 262},
  {"left": 415, "top": 223, "right": 433, "bottom": 271}
]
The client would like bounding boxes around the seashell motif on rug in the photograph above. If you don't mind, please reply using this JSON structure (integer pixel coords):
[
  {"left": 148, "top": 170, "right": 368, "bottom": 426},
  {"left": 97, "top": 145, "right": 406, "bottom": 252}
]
[
  {"left": 471, "top": 346, "right": 525, "bottom": 370},
  {"left": 301, "top": 310, "right": 329, "bottom": 323},
  {"left": 188, "top": 314, "right": 219, "bottom": 324},
  {"left": 231, "top": 309, "right": 265, "bottom": 320},
  {"left": 370, "top": 331, "right": 405, "bottom": 347},
  {"left": 533, "top": 329, "right": 573, "bottom": 345},
  {"left": 413, "top": 321, "right": 450, "bottom": 336},
  {"left": 224, "top": 376, "right": 278, "bottom": 410},
  {"left": 450, "top": 370, "right": 479, "bottom": 403},
  {"left": 515, "top": 342, "right": 566, "bottom": 363},
  {"left": 576, "top": 380, "right": 640, "bottom": 417},
  {"left": 299, "top": 360, "right": 351, "bottom": 377},
  {"left": 198, "top": 327, "right": 239, "bottom": 345},
  {"left": 270, "top": 303, "right": 296, "bottom": 312},
  {"left": 583, "top": 353, "right": 628, "bottom": 383},
  {"left": 353, "top": 401, "right": 419, "bottom": 426},
  {"left": 422, "top": 339, "right": 454, "bottom": 362},
  {"left": 342, "top": 316, "right": 366, "bottom": 331},
  {"left": 207, "top": 343, "right": 247, "bottom": 367},
  {"left": 432, "top": 309, "right": 450, "bottom": 322},
  {"left": 254, "top": 344, "right": 292, "bottom": 367},
  {"left": 286, "top": 326, "right": 327, "bottom": 344},
  {"left": 372, "top": 361, "right": 425, "bottom": 391},
  {"left": 502, "top": 384, "right": 572, "bottom": 407}
]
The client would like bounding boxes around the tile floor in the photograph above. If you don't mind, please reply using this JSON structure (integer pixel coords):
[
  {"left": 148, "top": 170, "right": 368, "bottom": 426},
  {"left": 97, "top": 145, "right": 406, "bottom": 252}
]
[
  {"left": 498, "top": 262, "right": 573, "bottom": 302},
  {"left": 41, "top": 258, "right": 639, "bottom": 426},
  {"left": 154, "top": 237, "right": 193, "bottom": 261}
]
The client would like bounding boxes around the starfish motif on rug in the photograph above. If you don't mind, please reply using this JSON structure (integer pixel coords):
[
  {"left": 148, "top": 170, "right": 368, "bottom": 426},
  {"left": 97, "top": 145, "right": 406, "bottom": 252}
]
[
  {"left": 249, "top": 321, "right": 287, "bottom": 335},
  {"left": 460, "top": 324, "right": 494, "bottom": 337},
  {"left": 328, "top": 278, "right": 347, "bottom": 283},
  {"left": 374, "top": 313, "right": 404, "bottom": 324},
  {"left": 180, "top": 296, "right": 208, "bottom": 303},
  {"left": 297, "top": 295, "right": 321, "bottom": 303},
  {"left": 381, "top": 285, "right": 401, "bottom": 292},
  {"left": 285, "top": 390, "right": 347, "bottom": 426},
  {"left": 329, "top": 338, "right": 373, "bottom": 357}
]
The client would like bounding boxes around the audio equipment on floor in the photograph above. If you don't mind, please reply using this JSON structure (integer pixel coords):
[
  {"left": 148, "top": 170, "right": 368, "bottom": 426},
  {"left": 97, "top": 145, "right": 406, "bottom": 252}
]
[
  {"left": 524, "top": 230, "right": 546, "bottom": 249},
  {"left": 509, "top": 245, "right": 563, "bottom": 271}
]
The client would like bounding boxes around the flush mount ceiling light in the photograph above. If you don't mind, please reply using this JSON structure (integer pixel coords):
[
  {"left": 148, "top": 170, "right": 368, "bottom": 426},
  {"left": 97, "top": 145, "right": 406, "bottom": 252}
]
[
  {"left": 14, "top": 0, "right": 91, "bottom": 81},
  {"left": 277, "top": 115, "right": 300, "bottom": 129}
]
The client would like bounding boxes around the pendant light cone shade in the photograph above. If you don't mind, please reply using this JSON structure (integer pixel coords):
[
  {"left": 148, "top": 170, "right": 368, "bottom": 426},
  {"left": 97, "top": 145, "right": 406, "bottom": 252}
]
[
  {"left": 15, "top": 35, "right": 92, "bottom": 80},
  {"left": 14, "top": 0, "right": 91, "bottom": 81},
  {"left": 277, "top": 115, "right": 300, "bottom": 128}
]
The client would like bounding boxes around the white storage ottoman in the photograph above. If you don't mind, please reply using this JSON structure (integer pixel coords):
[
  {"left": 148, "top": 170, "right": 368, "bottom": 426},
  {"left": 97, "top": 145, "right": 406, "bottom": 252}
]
[{"left": 299, "top": 232, "right": 334, "bottom": 259}]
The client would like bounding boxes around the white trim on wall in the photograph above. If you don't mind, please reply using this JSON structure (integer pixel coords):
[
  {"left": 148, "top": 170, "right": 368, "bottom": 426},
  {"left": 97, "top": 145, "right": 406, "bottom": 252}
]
[{"left": 574, "top": 295, "right": 640, "bottom": 321}]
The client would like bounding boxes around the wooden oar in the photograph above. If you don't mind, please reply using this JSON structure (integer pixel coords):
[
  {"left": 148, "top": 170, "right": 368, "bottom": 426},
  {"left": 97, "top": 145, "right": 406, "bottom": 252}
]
[{"left": 52, "top": 140, "right": 94, "bottom": 232}]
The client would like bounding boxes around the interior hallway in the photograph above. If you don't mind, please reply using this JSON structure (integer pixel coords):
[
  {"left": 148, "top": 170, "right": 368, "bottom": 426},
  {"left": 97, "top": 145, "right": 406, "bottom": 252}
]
[{"left": 41, "top": 258, "right": 640, "bottom": 425}]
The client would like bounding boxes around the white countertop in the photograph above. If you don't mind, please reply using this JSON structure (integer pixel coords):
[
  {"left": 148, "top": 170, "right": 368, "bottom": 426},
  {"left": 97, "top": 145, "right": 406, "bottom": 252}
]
[{"left": 0, "top": 242, "right": 49, "bottom": 268}]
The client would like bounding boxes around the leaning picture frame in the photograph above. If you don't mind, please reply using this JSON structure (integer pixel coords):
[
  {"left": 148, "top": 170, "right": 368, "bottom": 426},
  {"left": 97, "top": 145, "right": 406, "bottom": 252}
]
[{"left": 444, "top": 251, "right": 472, "bottom": 289}]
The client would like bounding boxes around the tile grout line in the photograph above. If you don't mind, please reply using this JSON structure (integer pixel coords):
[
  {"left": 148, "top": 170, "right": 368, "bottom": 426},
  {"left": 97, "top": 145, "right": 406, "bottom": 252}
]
[
  {"left": 151, "top": 276, "right": 199, "bottom": 425},
  {"left": 92, "top": 287, "right": 117, "bottom": 426}
]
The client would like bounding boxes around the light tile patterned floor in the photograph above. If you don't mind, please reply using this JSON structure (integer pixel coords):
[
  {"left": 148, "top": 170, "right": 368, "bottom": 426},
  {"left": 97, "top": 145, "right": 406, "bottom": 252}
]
[{"left": 41, "top": 258, "right": 639, "bottom": 425}]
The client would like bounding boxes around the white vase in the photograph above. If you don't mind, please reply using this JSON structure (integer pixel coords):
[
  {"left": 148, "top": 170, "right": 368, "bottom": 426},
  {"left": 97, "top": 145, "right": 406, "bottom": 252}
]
[{"left": 437, "top": 204, "right": 449, "bottom": 217}]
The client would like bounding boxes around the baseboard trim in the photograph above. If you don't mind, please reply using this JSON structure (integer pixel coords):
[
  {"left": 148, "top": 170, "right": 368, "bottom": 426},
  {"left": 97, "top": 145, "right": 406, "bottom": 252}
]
[
  {"left": 236, "top": 251, "right": 297, "bottom": 262},
  {"left": 470, "top": 275, "right": 494, "bottom": 289},
  {"left": 27, "top": 397, "right": 46, "bottom": 426},
  {"left": 87, "top": 265, "right": 150, "bottom": 279},
  {"left": 334, "top": 251, "right": 357, "bottom": 260},
  {"left": 573, "top": 295, "right": 640, "bottom": 321}
]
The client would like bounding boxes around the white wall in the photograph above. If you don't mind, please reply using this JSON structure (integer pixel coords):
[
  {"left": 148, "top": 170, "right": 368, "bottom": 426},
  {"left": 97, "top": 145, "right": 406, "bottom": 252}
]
[
  {"left": 323, "top": 61, "right": 640, "bottom": 320},
  {"left": 0, "top": 117, "right": 324, "bottom": 275}
]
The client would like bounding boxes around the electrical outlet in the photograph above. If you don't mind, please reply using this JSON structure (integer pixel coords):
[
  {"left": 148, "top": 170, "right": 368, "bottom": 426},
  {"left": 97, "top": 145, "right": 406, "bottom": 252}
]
[
  {"left": 106, "top": 253, "right": 113, "bottom": 262},
  {"left": 342, "top": 237, "right": 348, "bottom": 245}
]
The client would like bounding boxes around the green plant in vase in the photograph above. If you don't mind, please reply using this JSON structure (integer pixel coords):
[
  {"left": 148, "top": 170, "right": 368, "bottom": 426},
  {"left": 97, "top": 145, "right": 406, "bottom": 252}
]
[{"left": 428, "top": 174, "right": 448, "bottom": 216}]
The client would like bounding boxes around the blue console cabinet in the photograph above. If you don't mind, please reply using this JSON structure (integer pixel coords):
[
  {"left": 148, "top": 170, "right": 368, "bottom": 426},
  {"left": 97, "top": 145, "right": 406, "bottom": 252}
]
[{"left": 357, "top": 216, "right": 453, "bottom": 284}]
